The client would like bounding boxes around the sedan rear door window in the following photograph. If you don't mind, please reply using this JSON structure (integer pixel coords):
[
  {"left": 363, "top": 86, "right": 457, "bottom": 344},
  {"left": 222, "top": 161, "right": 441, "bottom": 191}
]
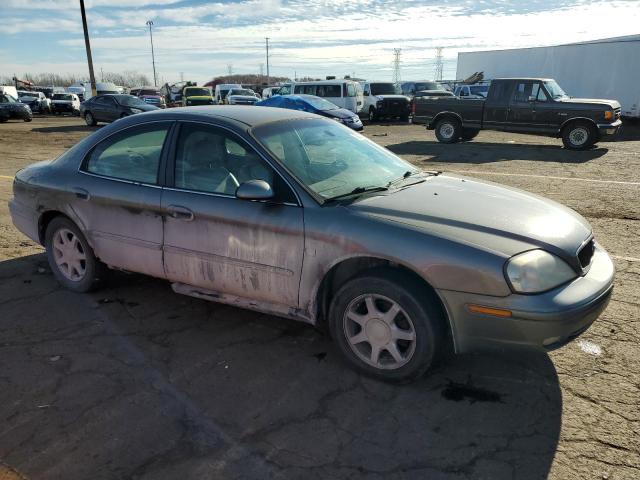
[{"left": 84, "top": 123, "right": 171, "bottom": 184}]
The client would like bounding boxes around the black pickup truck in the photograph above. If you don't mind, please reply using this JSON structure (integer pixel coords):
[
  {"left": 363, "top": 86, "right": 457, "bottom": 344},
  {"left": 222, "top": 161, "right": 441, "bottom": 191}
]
[{"left": 415, "top": 78, "right": 622, "bottom": 150}]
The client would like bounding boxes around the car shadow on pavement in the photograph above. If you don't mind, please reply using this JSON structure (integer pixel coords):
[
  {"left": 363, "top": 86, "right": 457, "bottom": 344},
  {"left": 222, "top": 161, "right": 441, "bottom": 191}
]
[
  {"left": 387, "top": 140, "right": 609, "bottom": 164},
  {"left": 0, "top": 253, "right": 562, "bottom": 480},
  {"left": 32, "top": 125, "right": 99, "bottom": 133}
]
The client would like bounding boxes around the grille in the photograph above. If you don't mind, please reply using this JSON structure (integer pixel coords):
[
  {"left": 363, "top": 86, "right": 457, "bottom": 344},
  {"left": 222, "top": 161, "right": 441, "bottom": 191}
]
[
  {"left": 380, "top": 98, "right": 408, "bottom": 115},
  {"left": 614, "top": 108, "right": 621, "bottom": 120},
  {"left": 577, "top": 239, "right": 595, "bottom": 268}
]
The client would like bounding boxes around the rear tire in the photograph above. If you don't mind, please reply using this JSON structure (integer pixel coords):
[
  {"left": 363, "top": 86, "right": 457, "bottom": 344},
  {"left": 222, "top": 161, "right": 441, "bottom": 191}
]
[
  {"left": 562, "top": 121, "right": 596, "bottom": 150},
  {"left": 400, "top": 114, "right": 410, "bottom": 122},
  {"left": 84, "top": 111, "right": 97, "bottom": 126},
  {"left": 461, "top": 128, "right": 479, "bottom": 141},
  {"left": 45, "top": 217, "right": 104, "bottom": 293},
  {"left": 434, "top": 118, "right": 461, "bottom": 144},
  {"left": 328, "top": 269, "right": 445, "bottom": 383}
]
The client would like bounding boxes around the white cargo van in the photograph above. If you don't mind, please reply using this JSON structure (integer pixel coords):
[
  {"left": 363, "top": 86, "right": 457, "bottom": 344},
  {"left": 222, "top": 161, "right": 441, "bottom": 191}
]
[{"left": 277, "top": 80, "right": 363, "bottom": 113}]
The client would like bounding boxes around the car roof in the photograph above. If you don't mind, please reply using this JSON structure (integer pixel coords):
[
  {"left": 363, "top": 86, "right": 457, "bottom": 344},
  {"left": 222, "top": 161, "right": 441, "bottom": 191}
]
[{"left": 134, "top": 105, "right": 315, "bottom": 127}]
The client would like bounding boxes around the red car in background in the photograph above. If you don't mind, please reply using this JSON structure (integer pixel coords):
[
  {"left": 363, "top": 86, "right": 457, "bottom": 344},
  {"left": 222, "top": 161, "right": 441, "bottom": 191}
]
[{"left": 129, "top": 86, "right": 166, "bottom": 109}]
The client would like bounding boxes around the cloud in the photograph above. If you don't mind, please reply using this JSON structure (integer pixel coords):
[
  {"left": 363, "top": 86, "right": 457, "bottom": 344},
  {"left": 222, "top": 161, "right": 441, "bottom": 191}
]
[{"left": 3, "top": 0, "right": 640, "bottom": 84}]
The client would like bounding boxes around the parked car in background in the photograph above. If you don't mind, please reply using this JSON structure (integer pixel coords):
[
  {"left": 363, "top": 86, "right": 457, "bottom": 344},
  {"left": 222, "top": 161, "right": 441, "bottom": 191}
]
[
  {"left": 277, "top": 80, "right": 363, "bottom": 113},
  {"left": 17, "top": 91, "right": 51, "bottom": 113},
  {"left": 182, "top": 86, "right": 214, "bottom": 106},
  {"left": 80, "top": 94, "right": 159, "bottom": 125},
  {"left": 401, "top": 81, "right": 448, "bottom": 97},
  {"left": 260, "top": 87, "right": 279, "bottom": 99},
  {"left": 51, "top": 93, "right": 81, "bottom": 116},
  {"left": 66, "top": 85, "right": 86, "bottom": 101},
  {"left": 454, "top": 83, "right": 490, "bottom": 99},
  {"left": 130, "top": 86, "right": 167, "bottom": 109},
  {"left": 256, "top": 94, "right": 363, "bottom": 130},
  {"left": 0, "top": 92, "right": 32, "bottom": 122},
  {"left": 360, "top": 82, "right": 411, "bottom": 122},
  {"left": 225, "top": 88, "right": 260, "bottom": 105},
  {"left": 419, "top": 78, "right": 622, "bottom": 149},
  {"left": 9, "top": 106, "right": 615, "bottom": 382},
  {"left": 214, "top": 84, "right": 242, "bottom": 104}
]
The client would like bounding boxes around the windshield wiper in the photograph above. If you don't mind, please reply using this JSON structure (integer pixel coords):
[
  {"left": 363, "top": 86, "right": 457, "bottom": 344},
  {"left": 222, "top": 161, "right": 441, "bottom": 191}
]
[
  {"left": 386, "top": 170, "right": 423, "bottom": 188},
  {"left": 324, "top": 185, "right": 388, "bottom": 203}
]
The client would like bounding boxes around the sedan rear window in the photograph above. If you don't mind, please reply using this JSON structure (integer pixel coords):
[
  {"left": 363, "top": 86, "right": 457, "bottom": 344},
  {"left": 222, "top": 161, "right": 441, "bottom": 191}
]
[{"left": 84, "top": 123, "right": 171, "bottom": 184}]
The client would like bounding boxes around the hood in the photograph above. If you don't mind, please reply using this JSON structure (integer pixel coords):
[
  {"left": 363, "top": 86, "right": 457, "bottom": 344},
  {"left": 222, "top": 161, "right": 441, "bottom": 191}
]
[
  {"left": 347, "top": 173, "right": 591, "bottom": 262},
  {"left": 52, "top": 99, "right": 74, "bottom": 103},
  {"left": 557, "top": 97, "right": 620, "bottom": 109},
  {"left": 140, "top": 95, "right": 162, "bottom": 100},
  {"left": 375, "top": 94, "right": 409, "bottom": 101},
  {"left": 185, "top": 95, "right": 213, "bottom": 100},
  {"left": 323, "top": 108, "right": 359, "bottom": 120}
]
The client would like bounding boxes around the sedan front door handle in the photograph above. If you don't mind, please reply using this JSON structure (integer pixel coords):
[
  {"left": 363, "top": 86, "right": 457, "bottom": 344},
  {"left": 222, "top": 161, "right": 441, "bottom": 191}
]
[
  {"left": 166, "top": 205, "right": 194, "bottom": 221},
  {"left": 72, "top": 187, "right": 90, "bottom": 200}
]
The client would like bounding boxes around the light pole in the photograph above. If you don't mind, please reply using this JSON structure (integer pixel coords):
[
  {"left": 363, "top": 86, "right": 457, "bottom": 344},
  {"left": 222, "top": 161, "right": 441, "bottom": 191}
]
[
  {"left": 146, "top": 20, "right": 157, "bottom": 86},
  {"left": 79, "top": 0, "right": 97, "bottom": 97}
]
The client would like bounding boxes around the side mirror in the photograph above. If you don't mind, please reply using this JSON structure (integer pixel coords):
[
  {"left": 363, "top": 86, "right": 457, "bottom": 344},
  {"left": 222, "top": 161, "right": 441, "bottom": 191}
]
[
  {"left": 363, "top": 91, "right": 369, "bottom": 96},
  {"left": 235, "top": 180, "right": 274, "bottom": 201},
  {"left": 528, "top": 96, "right": 537, "bottom": 102}
]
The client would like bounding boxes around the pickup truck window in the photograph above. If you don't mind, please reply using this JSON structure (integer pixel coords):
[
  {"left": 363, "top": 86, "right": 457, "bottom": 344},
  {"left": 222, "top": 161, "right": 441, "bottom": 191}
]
[
  {"left": 370, "top": 83, "right": 401, "bottom": 95},
  {"left": 531, "top": 84, "right": 549, "bottom": 102},
  {"left": 544, "top": 80, "right": 568, "bottom": 99}
]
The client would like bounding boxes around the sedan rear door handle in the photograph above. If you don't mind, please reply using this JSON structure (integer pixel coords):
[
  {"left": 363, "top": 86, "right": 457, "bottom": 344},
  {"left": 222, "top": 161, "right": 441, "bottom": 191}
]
[
  {"left": 72, "top": 187, "right": 90, "bottom": 200},
  {"left": 166, "top": 205, "right": 194, "bottom": 221}
]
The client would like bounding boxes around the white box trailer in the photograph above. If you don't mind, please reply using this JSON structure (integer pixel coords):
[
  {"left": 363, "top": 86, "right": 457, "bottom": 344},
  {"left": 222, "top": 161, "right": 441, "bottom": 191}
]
[{"left": 457, "top": 35, "right": 640, "bottom": 118}]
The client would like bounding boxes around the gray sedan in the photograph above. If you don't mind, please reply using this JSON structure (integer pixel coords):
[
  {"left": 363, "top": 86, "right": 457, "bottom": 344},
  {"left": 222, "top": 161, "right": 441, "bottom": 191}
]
[{"left": 9, "top": 106, "right": 614, "bottom": 382}]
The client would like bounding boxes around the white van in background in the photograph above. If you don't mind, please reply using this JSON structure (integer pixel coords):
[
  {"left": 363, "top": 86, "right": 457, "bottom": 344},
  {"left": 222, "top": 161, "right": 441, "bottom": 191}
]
[
  {"left": 81, "top": 82, "right": 120, "bottom": 100},
  {"left": 214, "top": 84, "right": 242, "bottom": 104},
  {"left": 0, "top": 86, "right": 19, "bottom": 100},
  {"left": 277, "top": 80, "right": 363, "bottom": 113}
]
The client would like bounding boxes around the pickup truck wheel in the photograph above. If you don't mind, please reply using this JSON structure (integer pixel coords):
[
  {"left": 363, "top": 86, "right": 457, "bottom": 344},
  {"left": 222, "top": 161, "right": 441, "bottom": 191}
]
[
  {"left": 328, "top": 269, "right": 445, "bottom": 383},
  {"left": 563, "top": 121, "right": 596, "bottom": 150},
  {"left": 84, "top": 111, "right": 97, "bottom": 126},
  {"left": 368, "top": 107, "right": 378, "bottom": 122},
  {"left": 435, "top": 118, "right": 461, "bottom": 144},
  {"left": 461, "top": 128, "right": 479, "bottom": 141},
  {"left": 400, "top": 114, "right": 410, "bottom": 122}
]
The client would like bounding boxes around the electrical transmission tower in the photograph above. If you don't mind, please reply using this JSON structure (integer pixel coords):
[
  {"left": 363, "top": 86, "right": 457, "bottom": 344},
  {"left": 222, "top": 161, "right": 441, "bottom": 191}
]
[
  {"left": 434, "top": 47, "right": 444, "bottom": 81},
  {"left": 392, "top": 48, "right": 402, "bottom": 84}
]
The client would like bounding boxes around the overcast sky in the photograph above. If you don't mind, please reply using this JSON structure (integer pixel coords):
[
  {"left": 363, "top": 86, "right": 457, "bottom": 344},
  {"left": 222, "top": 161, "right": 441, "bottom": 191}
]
[{"left": 1, "top": 0, "right": 639, "bottom": 85}]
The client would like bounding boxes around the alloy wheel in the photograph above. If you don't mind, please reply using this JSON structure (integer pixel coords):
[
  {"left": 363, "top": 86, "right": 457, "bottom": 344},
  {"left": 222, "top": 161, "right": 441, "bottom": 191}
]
[
  {"left": 343, "top": 293, "right": 417, "bottom": 370},
  {"left": 52, "top": 228, "right": 87, "bottom": 281}
]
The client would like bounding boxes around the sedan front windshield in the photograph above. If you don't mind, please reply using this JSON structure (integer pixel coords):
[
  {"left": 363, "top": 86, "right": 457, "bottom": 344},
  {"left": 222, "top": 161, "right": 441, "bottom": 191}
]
[
  {"left": 370, "top": 83, "right": 401, "bottom": 95},
  {"left": 253, "top": 119, "right": 418, "bottom": 201},
  {"left": 229, "top": 89, "right": 254, "bottom": 96},
  {"left": 53, "top": 94, "right": 73, "bottom": 101},
  {"left": 544, "top": 80, "right": 568, "bottom": 99},
  {"left": 303, "top": 96, "right": 339, "bottom": 111}
]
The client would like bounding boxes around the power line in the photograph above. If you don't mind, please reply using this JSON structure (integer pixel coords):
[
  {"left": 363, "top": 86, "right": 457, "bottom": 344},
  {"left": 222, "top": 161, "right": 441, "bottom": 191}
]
[{"left": 392, "top": 48, "right": 401, "bottom": 84}]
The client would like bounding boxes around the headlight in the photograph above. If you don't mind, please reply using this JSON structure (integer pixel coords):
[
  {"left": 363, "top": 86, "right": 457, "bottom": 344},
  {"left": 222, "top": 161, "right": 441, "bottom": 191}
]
[
  {"left": 505, "top": 249, "right": 577, "bottom": 293},
  {"left": 130, "top": 108, "right": 143, "bottom": 113}
]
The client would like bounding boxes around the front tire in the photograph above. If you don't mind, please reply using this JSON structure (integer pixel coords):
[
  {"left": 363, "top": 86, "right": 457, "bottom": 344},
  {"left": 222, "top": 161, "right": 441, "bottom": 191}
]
[
  {"left": 45, "top": 217, "right": 104, "bottom": 293},
  {"left": 562, "top": 121, "right": 596, "bottom": 150},
  {"left": 84, "top": 111, "right": 97, "bottom": 126},
  {"left": 434, "top": 118, "right": 461, "bottom": 144},
  {"left": 329, "top": 270, "right": 445, "bottom": 382},
  {"left": 368, "top": 107, "right": 378, "bottom": 122}
]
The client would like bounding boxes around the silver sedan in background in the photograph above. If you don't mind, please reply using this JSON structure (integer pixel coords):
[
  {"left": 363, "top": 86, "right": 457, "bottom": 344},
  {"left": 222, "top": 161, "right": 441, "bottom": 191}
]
[{"left": 9, "top": 106, "right": 614, "bottom": 382}]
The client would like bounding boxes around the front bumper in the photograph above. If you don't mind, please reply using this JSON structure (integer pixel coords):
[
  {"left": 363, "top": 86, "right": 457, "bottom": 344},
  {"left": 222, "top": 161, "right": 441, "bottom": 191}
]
[
  {"left": 52, "top": 103, "right": 76, "bottom": 113},
  {"left": 438, "top": 244, "right": 615, "bottom": 353},
  {"left": 597, "top": 119, "right": 622, "bottom": 138}
]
